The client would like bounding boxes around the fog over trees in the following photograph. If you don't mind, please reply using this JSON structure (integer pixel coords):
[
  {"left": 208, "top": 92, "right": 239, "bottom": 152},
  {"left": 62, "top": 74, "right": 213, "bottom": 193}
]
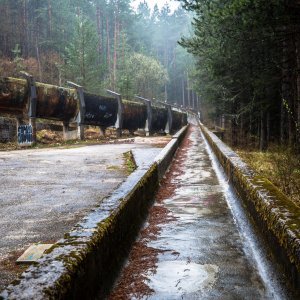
[
  {"left": 0, "top": 0, "right": 195, "bottom": 105},
  {"left": 1, "top": 0, "right": 300, "bottom": 151},
  {"left": 179, "top": 0, "right": 300, "bottom": 151}
]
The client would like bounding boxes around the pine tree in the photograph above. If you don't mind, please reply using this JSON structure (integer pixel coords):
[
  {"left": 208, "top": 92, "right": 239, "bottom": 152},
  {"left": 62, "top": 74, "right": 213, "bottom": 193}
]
[{"left": 65, "top": 15, "right": 100, "bottom": 92}]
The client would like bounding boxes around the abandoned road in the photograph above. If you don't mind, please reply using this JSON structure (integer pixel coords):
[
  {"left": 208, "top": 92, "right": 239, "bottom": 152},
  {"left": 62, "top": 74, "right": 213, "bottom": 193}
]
[{"left": 0, "top": 139, "right": 165, "bottom": 291}]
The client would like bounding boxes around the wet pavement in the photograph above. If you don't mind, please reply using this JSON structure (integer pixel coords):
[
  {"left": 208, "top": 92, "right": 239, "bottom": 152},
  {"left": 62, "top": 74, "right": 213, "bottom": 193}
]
[
  {"left": 110, "top": 126, "right": 287, "bottom": 299},
  {"left": 0, "top": 139, "right": 166, "bottom": 291}
]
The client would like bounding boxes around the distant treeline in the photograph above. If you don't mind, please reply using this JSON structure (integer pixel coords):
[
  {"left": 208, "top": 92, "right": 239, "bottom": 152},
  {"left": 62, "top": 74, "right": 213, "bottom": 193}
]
[
  {"left": 180, "top": 0, "right": 300, "bottom": 151},
  {"left": 0, "top": 0, "right": 195, "bottom": 105}
]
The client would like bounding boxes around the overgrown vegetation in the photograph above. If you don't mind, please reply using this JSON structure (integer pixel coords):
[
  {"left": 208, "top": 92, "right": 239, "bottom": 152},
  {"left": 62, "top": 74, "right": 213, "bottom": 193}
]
[
  {"left": 123, "top": 150, "right": 137, "bottom": 174},
  {"left": 180, "top": 0, "right": 300, "bottom": 151},
  {"left": 179, "top": 0, "right": 300, "bottom": 204},
  {"left": 237, "top": 147, "right": 300, "bottom": 206}
]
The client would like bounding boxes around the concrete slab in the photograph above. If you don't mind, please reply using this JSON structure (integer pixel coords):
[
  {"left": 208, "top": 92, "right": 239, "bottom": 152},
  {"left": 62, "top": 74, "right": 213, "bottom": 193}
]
[
  {"left": 16, "top": 244, "right": 53, "bottom": 264},
  {"left": 0, "top": 138, "right": 168, "bottom": 291}
]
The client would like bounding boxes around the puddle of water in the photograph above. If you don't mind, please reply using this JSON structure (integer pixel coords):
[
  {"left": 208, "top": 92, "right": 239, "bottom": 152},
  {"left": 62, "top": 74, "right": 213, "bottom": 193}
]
[
  {"left": 171, "top": 206, "right": 212, "bottom": 218},
  {"left": 147, "top": 261, "right": 219, "bottom": 298},
  {"left": 178, "top": 170, "right": 212, "bottom": 182}
]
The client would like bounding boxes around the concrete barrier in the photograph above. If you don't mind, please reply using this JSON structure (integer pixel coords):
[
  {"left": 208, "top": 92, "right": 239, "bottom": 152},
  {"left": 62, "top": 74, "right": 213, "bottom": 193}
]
[
  {"left": 199, "top": 122, "right": 300, "bottom": 292},
  {"left": 155, "top": 125, "right": 189, "bottom": 180},
  {"left": 0, "top": 125, "right": 188, "bottom": 300}
]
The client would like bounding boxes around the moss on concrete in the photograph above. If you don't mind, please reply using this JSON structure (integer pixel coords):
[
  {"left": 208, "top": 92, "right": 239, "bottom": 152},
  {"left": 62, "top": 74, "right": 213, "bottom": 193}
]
[
  {"left": 123, "top": 150, "right": 137, "bottom": 174},
  {"left": 0, "top": 125, "right": 187, "bottom": 299},
  {"left": 199, "top": 122, "right": 300, "bottom": 290}
]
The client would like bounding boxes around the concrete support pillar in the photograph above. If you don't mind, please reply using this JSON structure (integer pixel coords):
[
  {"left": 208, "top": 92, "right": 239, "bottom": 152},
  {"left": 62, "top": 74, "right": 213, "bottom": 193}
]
[
  {"left": 198, "top": 111, "right": 201, "bottom": 122},
  {"left": 107, "top": 90, "right": 123, "bottom": 138},
  {"left": 29, "top": 118, "right": 37, "bottom": 143},
  {"left": 165, "top": 105, "right": 173, "bottom": 134},
  {"left": 77, "top": 124, "right": 85, "bottom": 140},
  {"left": 16, "top": 117, "right": 24, "bottom": 143},
  {"left": 154, "top": 99, "right": 173, "bottom": 135},
  {"left": 145, "top": 120, "right": 150, "bottom": 137},
  {"left": 63, "top": 122, "right": 69, "bottom": 141},
  {"left": 221, "top": 115, "right": 225, "bottom": 129},
  {"left": 135, "top": 96, "right": 152, "bottom": 136},
  {"left": 99, "top": 126, "right": 106, "bottom": 137},
  {"left": 20, "top": 72, "right": 37, "bottom": 144},
  {"left": 67, "top": 81, "right": 85, "bottom": 140}
]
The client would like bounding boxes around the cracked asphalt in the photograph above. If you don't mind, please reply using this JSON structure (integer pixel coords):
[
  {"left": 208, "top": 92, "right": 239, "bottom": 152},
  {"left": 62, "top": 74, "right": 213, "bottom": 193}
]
[{"left": 0, "top": 139, "right": 165, "bottom": 291}]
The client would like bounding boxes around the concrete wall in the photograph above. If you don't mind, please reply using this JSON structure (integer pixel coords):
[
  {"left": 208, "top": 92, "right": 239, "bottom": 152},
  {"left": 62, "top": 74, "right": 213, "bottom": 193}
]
[
  {"left": 199, "top": 122, "right": 300, "bottom": 293},
  {"left": 0, "top": 125, "right": 189, "bottom": 300},
  {"left": 0, "top": 117, "right": 16, "bottom": 142}
]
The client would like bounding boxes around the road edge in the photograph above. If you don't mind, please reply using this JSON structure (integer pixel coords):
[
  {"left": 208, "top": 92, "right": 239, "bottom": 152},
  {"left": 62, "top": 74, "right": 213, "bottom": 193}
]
[{"left": 0, "top": 125, "right": 189, "bottom": 300}]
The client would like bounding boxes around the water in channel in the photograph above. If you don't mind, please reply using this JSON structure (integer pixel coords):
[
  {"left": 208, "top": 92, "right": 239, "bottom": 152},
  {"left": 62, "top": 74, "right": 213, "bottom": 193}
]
[{"left": 109, "top": 125, "right": 290, "bottom": 300}]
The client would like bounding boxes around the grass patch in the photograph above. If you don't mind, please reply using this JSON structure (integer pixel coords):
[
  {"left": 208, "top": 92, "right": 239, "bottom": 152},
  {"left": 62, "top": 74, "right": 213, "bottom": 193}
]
[
  {"left": 236, "top": 147, "right": 300, "bottom": 206},
  {"left": 123, "top": 151, "right": 137, "bottom": 174},
  {"left": 106, "top": 165, "right": 121, "bottom": 171}
]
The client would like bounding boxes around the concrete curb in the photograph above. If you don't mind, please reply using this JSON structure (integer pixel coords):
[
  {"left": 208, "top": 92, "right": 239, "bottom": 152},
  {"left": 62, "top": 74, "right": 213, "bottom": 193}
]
[
  {"left": 155, "top": 125, "right": 189, "bottom": 180},
  {"left": 0, "top": 125, "right": 188, "bottom": 300},
  {"left": 199, "top": 122, "right": 300, "bottom": 291}
]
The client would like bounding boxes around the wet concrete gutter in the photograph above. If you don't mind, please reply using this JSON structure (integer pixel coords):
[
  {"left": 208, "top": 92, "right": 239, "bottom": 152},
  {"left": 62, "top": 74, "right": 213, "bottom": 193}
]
[
  {"left": 199, "top": 122, "right": 300, "bottom": 291},
  {"left": 155, "top": 125, "right": 189, "bottom": 180},
  {"left": 0, "top": 125, "right": 188, "bottom": 300}
]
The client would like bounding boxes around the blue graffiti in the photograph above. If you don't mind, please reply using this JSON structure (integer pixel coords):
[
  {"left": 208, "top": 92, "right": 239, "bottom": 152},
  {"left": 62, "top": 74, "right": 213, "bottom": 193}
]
[{"left": 18, "top": 125, "right": 33, "bottom": 144}]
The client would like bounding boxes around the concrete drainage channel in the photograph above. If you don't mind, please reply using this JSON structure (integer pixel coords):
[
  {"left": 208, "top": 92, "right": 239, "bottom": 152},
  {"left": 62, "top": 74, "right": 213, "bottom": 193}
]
[
  {"left": 0, "top": 125, "right": 189, "bottom": 300},
  {"left": 199, "top": 122, "right": 300, "bottom": 294}
]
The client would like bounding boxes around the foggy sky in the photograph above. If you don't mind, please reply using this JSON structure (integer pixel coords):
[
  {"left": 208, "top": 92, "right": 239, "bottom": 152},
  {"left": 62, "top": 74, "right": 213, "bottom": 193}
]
[{"left": 131, "top": 0, "right": 181, "bottom": 12}]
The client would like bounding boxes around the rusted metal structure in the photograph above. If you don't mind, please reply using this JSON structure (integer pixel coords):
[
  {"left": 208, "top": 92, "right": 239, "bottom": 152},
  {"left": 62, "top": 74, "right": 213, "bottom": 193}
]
[
  {"left": 0, "top": 77, "right": 28, "bottom": 116},
  {"left": 122, "top": 100, "right": 147, "bottom": 132},
  {"left": 151, "top": 106, "right": 168, "bottom": 132},
  {"left": 0, "top": 77, "right": 78, "bottom": 122},
  {"left": 0, "top": 77, "right": 188, "bottom": 142},
  {"left": 82, "top": 93, "right": 118, "bottom": 127},
  {"left": 171, "top": 109, "right": 188, "bottom": 132},
  {"left": 35, "top": 82, "right": 78, "bottom": 122}
]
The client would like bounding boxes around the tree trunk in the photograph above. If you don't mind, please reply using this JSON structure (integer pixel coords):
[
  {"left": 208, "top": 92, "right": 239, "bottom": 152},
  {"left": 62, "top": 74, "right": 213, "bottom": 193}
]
[
  {"left": 187, "top": 73, "right": 190, "bottom": 107},
  {"left": 164, "top": 44, "right": 168, "bottom": 101},
  {"left": 280, "top": 100, "right": 287, "bottom": 144},
  {"left": 36, "top": 37, "right": 42, "bottom": 81},
  {"left": 267, "top": 111, "right": 270, "bottom": 144},
  {"left": 296, "top": 32, "right": 300, "bottom": 148},
  {"left": 260, "top": 110, "right": 268, "bottom": 151},
  {"left": 231, "top": 117, "right": 238, "bottom": 147},
  {"left": 22, "top": 0, "right": 29, "bottom": 57},
  {"left": 96, "top": 5, "right": 102, "bottom": 62},
  {"left": 113, "top": 9, "right": 119, "bottom": 90},
  {"left": 182, "top": 78, "right": 185, "bottom": 107},
  {"left": 47, "top": 0, "right": 52, "bottom": 38},
  {"left": 281, "top": 27, "right": 295, "bottom": 145},
  {"left": 106, "top": 19, "right": 111, "bottom": 79},
  {"left": 192, "top": 90, "right": 196, "bottom": 109}
]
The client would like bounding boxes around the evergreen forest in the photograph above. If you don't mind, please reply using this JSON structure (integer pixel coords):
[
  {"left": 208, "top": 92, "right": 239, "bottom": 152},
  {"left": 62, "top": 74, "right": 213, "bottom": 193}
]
[
  {"left": 178, "top": 0, "right": 300, "bottom": 204},
  {"left": 0, "top": 0, "right": 195, "bottom": 105},
  {"left": 179, "top": 0, "right": 300, "bottom": 151},
  {"left": 1, "top": 1, "right": 300, "bottom": 155}
]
